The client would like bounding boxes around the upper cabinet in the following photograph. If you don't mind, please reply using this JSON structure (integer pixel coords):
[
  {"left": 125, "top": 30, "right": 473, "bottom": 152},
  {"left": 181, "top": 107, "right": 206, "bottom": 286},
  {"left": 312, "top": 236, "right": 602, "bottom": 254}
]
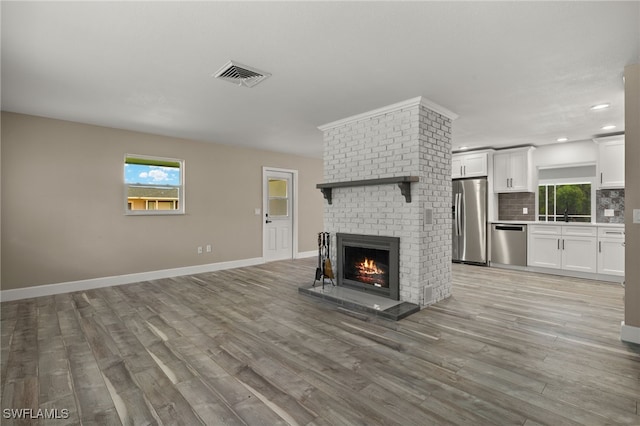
[
  {"left": 493, "top": 147, "right": 535, "bottom": 192},
  {"left": 595, "top": 136, "right": 625, "bottom": 189},
  {"left": 452, "top": 151, "right": 489, "bottom": 179}
]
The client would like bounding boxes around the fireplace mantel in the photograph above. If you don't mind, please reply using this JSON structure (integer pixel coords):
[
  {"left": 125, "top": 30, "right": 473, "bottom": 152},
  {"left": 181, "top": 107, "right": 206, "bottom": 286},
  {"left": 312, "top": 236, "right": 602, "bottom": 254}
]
[{"left": 316, "top": 176, "right": 419, "bottom": 204}]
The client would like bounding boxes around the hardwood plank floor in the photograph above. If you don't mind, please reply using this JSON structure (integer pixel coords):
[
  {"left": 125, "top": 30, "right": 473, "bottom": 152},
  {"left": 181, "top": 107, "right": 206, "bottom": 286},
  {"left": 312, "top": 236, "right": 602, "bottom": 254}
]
[{"left": 1, "top": 259, "right": 639, "bottom": 425}]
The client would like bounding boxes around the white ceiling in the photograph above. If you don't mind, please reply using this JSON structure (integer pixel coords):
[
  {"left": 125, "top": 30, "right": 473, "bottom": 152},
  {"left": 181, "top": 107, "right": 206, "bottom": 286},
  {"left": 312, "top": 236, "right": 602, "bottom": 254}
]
[{"left": 2, "top": 2, "right": 639, "bottom": 158}]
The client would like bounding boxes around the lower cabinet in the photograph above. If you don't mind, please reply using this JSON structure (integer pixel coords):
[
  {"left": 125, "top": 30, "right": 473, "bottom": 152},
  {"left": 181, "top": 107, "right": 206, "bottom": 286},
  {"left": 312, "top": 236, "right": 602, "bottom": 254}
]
[
  {"left": 528, "top": 225, "right": 597, "bottom": 273},
  {"left": 562, "top": 235, "right": 597, "bottom": 273},
  {"left": 528, "top": 227, "right": 562, "bottom": 269},
  {"left": 597, "top": 227, "right": 625, "bottom": 276}
]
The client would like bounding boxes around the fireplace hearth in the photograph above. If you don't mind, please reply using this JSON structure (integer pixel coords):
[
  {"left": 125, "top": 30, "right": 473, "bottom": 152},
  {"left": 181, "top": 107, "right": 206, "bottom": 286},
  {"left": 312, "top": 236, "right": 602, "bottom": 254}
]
[{"left": 337, "top": 233, "right": 400, "bottom": 300}]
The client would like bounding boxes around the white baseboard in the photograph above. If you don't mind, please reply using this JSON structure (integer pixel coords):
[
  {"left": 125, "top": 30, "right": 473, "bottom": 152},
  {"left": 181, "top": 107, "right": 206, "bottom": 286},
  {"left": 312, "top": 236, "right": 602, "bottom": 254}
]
[
  {"left": 0, "top": 257, "right": 265, "bottom": 302},
  {"left": 620, "top": 322, "right": 640, "bottom": 344},
  {"left": 296, "top": 250, "right": 316, "bottom": 259}
]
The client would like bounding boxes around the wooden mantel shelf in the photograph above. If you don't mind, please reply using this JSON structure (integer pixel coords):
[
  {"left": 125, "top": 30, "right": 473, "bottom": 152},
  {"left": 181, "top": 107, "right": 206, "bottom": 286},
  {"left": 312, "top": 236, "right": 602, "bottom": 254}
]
[{"left": 316, "top": 176, "right": 419, "bottom": 204}]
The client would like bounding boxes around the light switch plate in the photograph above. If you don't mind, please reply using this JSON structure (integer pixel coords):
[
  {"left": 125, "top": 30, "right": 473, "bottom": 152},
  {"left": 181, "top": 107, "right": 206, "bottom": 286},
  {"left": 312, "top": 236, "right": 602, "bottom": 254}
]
[
  {"left": 634, "top": 209, "right": 640, "bottom": 224},
  {"left": 522, "top": 207, "right": 528, "bottom": 214},
  {"left": 254, "top": 208, "right": 261, "bottom": 215},
  {"left": 604, "top": 209, "right": 615, "bottom": 217}
]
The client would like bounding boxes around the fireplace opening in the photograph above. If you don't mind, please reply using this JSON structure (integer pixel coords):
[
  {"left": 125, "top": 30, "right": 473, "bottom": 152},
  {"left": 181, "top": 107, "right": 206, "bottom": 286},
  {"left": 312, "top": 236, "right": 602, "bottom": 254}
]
[
  {"left": 344, "top": 247, "right": 389, "bottom": 288},
  {"left": 337, "top": 233, "right": 400, "bottom": 300}
]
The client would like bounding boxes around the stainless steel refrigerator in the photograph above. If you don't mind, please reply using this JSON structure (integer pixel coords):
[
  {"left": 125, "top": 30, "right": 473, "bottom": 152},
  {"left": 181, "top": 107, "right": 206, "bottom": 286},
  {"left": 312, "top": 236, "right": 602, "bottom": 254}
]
[{"left": 452, "top": 178, "right": 488, "bottom": 264}]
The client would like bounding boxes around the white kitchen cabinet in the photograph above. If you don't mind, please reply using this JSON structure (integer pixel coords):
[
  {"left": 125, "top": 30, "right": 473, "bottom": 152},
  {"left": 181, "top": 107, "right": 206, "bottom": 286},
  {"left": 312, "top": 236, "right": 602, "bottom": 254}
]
[
  {"left": 452, "top": 156, "right": 464, "bottom": 179},
  {"left": 493, "top": 147, "right": 535, "bottom": 192},
  {"left": 562, "top": 235, "right": 597, "bottom": 273},
  {"left": 493, "top": 152, "right": 510, "bottom": 190},
  {"left": 597, "top": 227, "right": 625, "bottom": 276},
  {"left": 527, "top": 224, "right": 597, "bottom": 273},
  {"left": 596, "top": 136, "right": 625, "bottom": 189},
  {"left": 452, "top": 152, "right": 488, "bottom": 178},
  {"left": 528, "top": 225, "right": 563, "bottom": 269}
]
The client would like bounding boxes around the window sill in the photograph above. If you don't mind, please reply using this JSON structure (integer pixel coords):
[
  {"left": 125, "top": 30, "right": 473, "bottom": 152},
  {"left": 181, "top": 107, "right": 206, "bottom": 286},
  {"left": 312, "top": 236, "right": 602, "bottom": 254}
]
[{"left": 125, "top": 211, "right": 185, "bottom": 216}]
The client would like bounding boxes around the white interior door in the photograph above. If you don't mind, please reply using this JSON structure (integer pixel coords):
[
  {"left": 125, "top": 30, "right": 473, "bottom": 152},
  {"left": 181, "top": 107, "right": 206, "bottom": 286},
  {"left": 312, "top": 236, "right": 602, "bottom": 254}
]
[{"left": 263, "top": 169, "right": 295, "bottom": 261}]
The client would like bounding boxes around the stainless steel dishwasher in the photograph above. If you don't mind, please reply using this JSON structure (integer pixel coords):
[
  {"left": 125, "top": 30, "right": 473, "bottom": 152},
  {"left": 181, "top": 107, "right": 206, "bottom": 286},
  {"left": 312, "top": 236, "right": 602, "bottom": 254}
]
[{"left": 491, "top": 224, "right": 527, "bottom": 266}]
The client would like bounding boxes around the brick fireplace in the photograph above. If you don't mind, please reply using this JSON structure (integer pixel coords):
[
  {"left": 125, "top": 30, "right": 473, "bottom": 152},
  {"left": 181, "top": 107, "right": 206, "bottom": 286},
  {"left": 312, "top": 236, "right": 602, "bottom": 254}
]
[{"left": 318, "top": 97, "right": 456, "bottom": 307}]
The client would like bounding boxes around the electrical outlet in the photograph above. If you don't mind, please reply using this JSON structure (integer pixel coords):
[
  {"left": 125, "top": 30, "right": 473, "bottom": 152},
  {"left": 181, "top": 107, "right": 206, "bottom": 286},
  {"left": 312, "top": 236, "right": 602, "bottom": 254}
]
[
  {"left": 522, "top": 207, "right": 528, "bottom": 215},
  {"left": 254, "top": 208, "right": 261, "bottom": 215},
  {"left": 197, "top": 246, "right": 203, "bottom": 254},
  {"left": 424, "top": 208, "right": 433, "bottom": 225},
  {"left": 206, "top": 244, "right": 212, "bottom": 253},
  {"left": 604, "top": 209, "right": 615, "bottom": 217}
]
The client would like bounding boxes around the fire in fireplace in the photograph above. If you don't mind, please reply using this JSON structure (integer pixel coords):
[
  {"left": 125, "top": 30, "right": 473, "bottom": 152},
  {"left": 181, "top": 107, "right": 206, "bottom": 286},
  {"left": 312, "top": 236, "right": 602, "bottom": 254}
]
[
  {"left": 344, "top": 247, "right": 389, "bottom": 287},
  {"left": 337, "top": 233, "right": 400, "bottom": 300}
]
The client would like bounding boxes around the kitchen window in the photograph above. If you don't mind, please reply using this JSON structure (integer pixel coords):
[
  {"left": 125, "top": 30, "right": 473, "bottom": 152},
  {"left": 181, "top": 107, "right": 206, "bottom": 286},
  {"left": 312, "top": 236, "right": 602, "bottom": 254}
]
[
  {"left": 537, "top": 165, "right": 595, "bottom": 223},
  {"left": 538, "top": 183, "right": 592, "bottom": 222},
  {"left": 124, "top": 155, "right": 184, "bottom": 215}
]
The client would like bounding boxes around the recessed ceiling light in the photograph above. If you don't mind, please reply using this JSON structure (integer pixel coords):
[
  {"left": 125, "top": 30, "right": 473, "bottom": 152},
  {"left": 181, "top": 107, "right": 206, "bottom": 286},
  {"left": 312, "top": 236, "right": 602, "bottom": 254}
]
[
  {"left": 601, "top": 125, "right": 616, "bottom": 130},
  {"left": 590, "top": 103, "right": 610, "bottom": 111},
  {"left": 556, "top": 137, "right": 568, "bottom": 142}
]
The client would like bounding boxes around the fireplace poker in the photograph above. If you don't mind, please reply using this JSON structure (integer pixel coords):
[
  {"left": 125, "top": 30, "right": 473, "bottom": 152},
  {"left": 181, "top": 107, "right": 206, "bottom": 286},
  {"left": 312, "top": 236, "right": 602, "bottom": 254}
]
[
  {"left": 314, "top": 232, "right": 322, "bottom": 284},
  {"left": 315, "top": 232, "right": 327, "bottom": 287},
  {"left": 323, "top": 232, "right": 335, "bottom": 284},
  {"left": 312, "top": 232, "right": 335, "bottom": 288}
]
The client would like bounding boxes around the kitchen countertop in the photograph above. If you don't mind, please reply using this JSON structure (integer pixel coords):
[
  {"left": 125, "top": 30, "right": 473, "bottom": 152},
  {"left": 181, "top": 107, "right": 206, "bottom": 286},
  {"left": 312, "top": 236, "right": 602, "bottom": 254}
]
[{"left": 490, "top": 220, "right": 624, "bottom": 228}]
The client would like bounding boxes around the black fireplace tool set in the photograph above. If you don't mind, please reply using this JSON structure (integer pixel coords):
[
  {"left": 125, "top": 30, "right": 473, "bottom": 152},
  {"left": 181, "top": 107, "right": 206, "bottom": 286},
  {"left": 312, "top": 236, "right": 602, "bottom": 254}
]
[{"left": 314, "top": 232, "right": 335, "bottom": 288}]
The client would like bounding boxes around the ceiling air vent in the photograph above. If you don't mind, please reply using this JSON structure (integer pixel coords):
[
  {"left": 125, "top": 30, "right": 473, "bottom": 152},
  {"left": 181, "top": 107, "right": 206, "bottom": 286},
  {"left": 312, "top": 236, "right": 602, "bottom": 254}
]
[{"left": 213, "top": 60, "right": 271, "bottom": 88}]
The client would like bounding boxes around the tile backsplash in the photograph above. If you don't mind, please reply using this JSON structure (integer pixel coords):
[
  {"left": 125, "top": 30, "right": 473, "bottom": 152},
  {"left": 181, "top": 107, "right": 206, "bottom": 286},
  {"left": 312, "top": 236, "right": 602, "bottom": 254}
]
[
  {"left": 498, "top": 190, "right": 624, "bottom": 223},
  {"left": 498, "top": 192, "right": 536, "bottom": 221},
  {"left": 596, "top": 189, "right": 624, "bottom": 223}
]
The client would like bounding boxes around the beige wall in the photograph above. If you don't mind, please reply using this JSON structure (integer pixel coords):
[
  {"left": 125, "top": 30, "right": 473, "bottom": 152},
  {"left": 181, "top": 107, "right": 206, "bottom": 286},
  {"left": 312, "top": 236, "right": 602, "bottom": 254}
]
[
  {"left": 1, "top": 112, "right": 324, "bottom": 290},
  {"left": 625, "top": 64, "right": 640, "bottom": 328}
]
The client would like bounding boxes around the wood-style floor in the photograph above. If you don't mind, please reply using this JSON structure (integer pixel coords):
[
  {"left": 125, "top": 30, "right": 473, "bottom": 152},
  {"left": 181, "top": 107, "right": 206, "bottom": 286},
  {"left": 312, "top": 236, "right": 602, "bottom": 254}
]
[{"left": 1, "top": 259, "right": 639, "bottom": 425}]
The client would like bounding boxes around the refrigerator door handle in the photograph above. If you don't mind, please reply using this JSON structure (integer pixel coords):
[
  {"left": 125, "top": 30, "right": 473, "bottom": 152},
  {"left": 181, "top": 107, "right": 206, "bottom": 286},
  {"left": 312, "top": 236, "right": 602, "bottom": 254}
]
[
  {"left": 457, "top": 193, "right": 463, "bottom": 236},
  {"left": 454, "top": 193, "right": 460, "bottom": 236},
  {"left": 454, "top": 193, "right": 458, "bottom": 235}
]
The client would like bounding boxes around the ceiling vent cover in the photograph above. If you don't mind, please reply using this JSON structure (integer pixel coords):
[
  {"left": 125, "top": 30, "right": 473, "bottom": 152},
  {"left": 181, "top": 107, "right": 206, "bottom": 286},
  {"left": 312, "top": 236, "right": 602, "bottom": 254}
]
[{"left": 213, "top": 60, "right": 271, "bottom": 88}]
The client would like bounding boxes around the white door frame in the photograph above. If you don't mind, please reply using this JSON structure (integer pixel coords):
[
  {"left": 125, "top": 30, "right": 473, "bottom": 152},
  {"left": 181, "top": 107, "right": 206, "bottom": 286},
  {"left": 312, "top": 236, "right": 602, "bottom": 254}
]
[{"left": 262, "top": 167, "right": 299, "bottom": 260}]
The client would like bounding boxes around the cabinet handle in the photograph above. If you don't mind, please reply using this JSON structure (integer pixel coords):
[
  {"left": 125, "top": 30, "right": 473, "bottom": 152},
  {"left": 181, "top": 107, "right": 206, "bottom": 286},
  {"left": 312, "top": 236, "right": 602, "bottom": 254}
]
[
  {"left": 599, "top": 241, "right": 601, "bottom": 253},
  {"left": 464, "top": 165, "right": 466, "bottom": 175},
  {"left": 557, "top": 239, "right": 560, "bottom": 250},
  {"left": 460, "top": 166, "right": 463, "bottom": 176},
  {"left": 562, "top": 239, "right": 565, "bottom": 250},
  {"left": 600, "top": 173, "right": 603, "bottom": 184}
]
